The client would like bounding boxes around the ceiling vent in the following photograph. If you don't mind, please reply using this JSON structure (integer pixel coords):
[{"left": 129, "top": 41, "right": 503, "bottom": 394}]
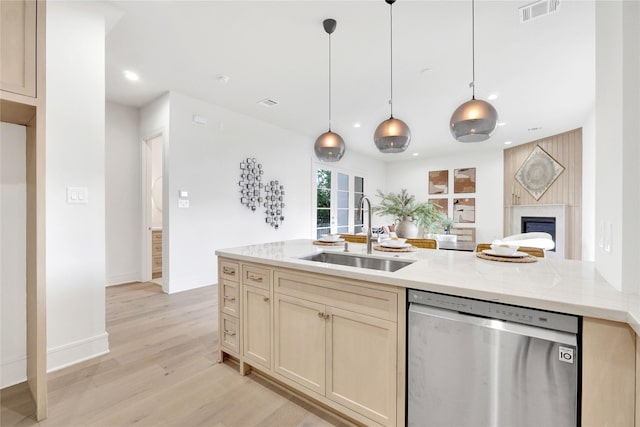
[
  {"left": 519, "top": 0, "right": 560, "bottom": 23},
  {"left": 257, "top": 98, "right": 278, "bottom": 107}
]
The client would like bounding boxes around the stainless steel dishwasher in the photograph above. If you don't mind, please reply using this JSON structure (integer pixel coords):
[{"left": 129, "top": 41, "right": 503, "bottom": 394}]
[{"left": 408, "top": 289, "right": 579, "bottom": 427}]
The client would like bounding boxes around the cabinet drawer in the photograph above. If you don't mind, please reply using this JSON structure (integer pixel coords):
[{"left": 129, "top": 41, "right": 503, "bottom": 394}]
[
  {"left": 274, "top": 270, "right": 397, "bottom": 322},
  {"left": 221, "top": 280, "right": 239, "bottom": 317},
  {"left": 220, "top": 260, "right": 239, "bottom": 282},
  {"left": 242, "top": 264, "right": 271, "bottom": 290},
  {"left": 152, "top": 256, "right": 162, "bottom": 270},
  {"left": 152, "top": 230, "right": 162, "bottom": 242},
  {"left": 221, "top": 314, "right": 239, "bottom": 354},
  {"left": 152, "top": 242, "right": 162, "bottom": 255}
]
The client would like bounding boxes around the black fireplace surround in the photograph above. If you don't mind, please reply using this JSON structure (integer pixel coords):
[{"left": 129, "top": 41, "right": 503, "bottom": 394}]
[{"left": 521, "top": 216, "right": 556, "bottom": 252}]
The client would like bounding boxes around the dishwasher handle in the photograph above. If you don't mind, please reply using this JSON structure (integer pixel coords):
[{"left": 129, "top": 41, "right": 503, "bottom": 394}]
[{"left": 409, "top": 302, "right": 577, "bottom": 346}]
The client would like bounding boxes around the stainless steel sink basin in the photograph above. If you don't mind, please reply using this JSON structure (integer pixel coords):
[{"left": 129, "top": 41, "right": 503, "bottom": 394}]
[{"left": 299, "top": 252, "right": 414, "bottom": 273}]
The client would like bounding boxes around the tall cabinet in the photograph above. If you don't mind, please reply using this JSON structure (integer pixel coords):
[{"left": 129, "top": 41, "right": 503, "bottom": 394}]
[{"left": 1, "top": 0, "right": 47, "bottom": 420}]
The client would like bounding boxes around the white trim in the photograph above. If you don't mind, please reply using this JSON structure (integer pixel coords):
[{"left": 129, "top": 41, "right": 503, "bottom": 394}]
[
  {"left": 47, "top": 332, "right": 110, "bottom": 373},
  {"left": 1, "top": 355, "right": 27, "bottom": 388},
  {"left": 106, "top": 272, "right": 140, "bottom": 286}
]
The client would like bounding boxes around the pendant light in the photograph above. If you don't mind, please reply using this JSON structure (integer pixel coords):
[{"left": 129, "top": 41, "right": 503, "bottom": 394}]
[
  {"left": 450, "top": 0, "right": 498, "bottom": 142},
  {"left": 314, "top": 19, "right": 345, "bottom": 162},
  {"left": 374, "top": 0, "right": 411, "bottom": 154}
]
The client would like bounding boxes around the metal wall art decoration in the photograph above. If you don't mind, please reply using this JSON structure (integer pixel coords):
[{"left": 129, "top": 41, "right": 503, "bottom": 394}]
[
  {"left": 238, "top": 157, "right": 285, "bottom": 230},
  {"left": 264, "top": 180, "right": 285, "bottom": 230},
  {"left": 239, "top": 158, "right": 264, "bottom": 211},
  {"left": 514, "top": 146, "right": 565, "bottom": 201}
]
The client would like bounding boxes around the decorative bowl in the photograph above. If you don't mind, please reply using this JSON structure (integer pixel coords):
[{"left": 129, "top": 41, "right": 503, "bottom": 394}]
[
  {"left": 320, "top": 234, "right": 341, "bottom": 242},
  {"left": 384, "top": 238, "right": 407, "bottom": 248}
]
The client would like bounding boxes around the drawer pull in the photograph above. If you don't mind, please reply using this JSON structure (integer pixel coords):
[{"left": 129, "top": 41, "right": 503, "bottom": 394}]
[
  {"left": 317, "top": 312, "right": 325, "bottom": 319},
  {"left": 223, "top": 329, "right": 236, "bottom": 337},
  {"left": 324, "top": 313, "right": 330, "bottom": 320},
  {"left": 223, "top": 296, "right": 236, "bottom": 302},
  {"left": 248, "top": 273, "right": 263, "bottom": 282},
  {"left": 222, "top": 266, "right": 236, "bottom": 275},
  {"left": 263, "top": 297, "right": 269, "bottom": 302}
]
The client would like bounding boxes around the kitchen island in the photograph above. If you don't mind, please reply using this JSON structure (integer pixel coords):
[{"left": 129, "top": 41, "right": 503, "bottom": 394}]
[{"left": 216, "top": 239, "right": 639, "bottom": 427}]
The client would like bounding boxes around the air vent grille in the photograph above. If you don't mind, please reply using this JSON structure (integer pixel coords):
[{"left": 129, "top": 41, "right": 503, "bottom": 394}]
[
  {"left": 257, "top": 99, "right": 278, "bottom": 107},
  {"left": 519, "top": 0, "right": 560, "bottom": 23}
]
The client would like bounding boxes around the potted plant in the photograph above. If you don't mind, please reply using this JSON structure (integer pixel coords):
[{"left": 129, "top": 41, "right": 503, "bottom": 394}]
[{"left": 373, "top": 189, "right": 445, "bottom": 238}]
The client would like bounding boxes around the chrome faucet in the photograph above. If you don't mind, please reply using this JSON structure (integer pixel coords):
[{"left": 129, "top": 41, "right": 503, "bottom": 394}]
[{"left": 359, "top": 196, "right": 373, "bottom": 254}]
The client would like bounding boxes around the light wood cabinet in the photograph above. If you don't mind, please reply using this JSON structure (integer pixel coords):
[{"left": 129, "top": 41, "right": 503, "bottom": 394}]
[
  {"left": 151, "top": 230, "right": 162, "bottom": 279},
  {"left": 242, "top": 284, "right": 271, "bottom": 369},
  {"left": 218, "top": 260, "right": 405, "bottom": 427},
  {"left": 0, "top": 0, "right": 37, "bottom": 98},
  {"left": 1, "top": 0, "right": 47, "bottom": 420},
  {"left": 274, "top": 293, "right": 326, "bottom": 395},
  {"left": 218, "top": 258, "right": 240, "bottom": 359}
]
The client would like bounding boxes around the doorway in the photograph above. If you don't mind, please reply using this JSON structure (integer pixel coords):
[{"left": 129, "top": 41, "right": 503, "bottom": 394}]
[{"left": 142, "top": 134, "right": 165, "bottom": 290}]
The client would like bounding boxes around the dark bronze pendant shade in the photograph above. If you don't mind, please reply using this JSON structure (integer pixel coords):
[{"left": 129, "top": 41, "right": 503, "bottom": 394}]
[
  {"left": 314, "top": 18, "right": 345, "bottom": 162},
  {"left": 374, "top": 0, "right": 411, "bottom": 154},
  {"left": 450, "top": 0, "right": 498, "bottom": 142}
]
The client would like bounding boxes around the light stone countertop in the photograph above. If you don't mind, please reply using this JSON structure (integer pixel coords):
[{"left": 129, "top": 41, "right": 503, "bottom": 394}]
[{"left": 215, "top": 239, "right": 640, "bottom": 335}]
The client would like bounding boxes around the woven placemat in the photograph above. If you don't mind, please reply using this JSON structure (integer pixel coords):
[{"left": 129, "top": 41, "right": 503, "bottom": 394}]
[
  {"left": 313, "top": 240, "right": 343, "bottom": 246},
  {"left": 476, "top": 252, "right": 537, "bottom": 263},
  {"left": 374, "top": 245, "right": 416, "bottom": 253}
]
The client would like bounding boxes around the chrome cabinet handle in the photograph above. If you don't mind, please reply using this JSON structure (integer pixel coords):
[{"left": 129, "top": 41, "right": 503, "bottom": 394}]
[
  {"left": 223, "top": 266, "right": 236, "bottom": 275},
  {"left": 248, "top": 273, "right": 263, "bottom": 282},
  {"left": 324, "top": 313, "right": 330, "bottom": 320},
  {"left": 317, "top": 312, "right": 324, "bottom": 319},
  {"left": 223, "top": 296, "right": 236, "bottom": 301},
  {"left": 223, "top": 330, "right": 236, "bottom": 336},
  {"left": 263, "top": 297, "right": 269, "bottom": 302}
]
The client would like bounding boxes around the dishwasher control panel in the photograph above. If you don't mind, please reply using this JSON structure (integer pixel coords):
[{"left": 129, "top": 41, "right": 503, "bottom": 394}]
[{"left": 408, "top": 289, "right": 578, "bottom": 334}]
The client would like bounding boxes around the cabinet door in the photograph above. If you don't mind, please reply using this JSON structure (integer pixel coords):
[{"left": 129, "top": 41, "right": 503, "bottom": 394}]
[
  {"left": 242, "top": 284, "right": 271, "bottom": 369},
  {"left": 0, "top": 0, "right": 37, "bottom": 97},
  {"left": 274, "top": 293, "right": 326, "bottom": 395},
  {"left": 326, "top": 306, "right": 397, "bottom": 426}
]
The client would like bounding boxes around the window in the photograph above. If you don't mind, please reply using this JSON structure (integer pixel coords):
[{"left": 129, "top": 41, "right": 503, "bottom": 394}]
[{"left": 314, "top": 168, "right": 365, "bottom": 239}]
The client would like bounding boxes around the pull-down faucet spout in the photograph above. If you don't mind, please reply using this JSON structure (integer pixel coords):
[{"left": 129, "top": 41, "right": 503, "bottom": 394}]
[{"left": 359, "top": 196, "right": 373, "bottom": 254}]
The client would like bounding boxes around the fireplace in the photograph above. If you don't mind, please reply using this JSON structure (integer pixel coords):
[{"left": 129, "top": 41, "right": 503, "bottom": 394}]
[
  {"left": 521, "top": 216, "right": 556, "bottom": 252},
  {"left": 508, "top": 204, "right": 566, "bottom": 258}
]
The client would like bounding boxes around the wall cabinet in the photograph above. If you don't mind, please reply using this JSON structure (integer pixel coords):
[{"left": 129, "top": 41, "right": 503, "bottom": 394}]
[
  {"left": 0, "top": 0, "right": 37, "bottom": 98},
  {"left": 218, "top": 258, "right": 404, "bottom": 427}
]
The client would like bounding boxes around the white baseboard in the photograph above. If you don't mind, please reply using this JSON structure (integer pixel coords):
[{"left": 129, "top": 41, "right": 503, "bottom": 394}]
[
  {"left": 106, "top": 272, "right": 140, "bottom": 286},
  {"left": 48, "top": 332, "right": 110, "bottom": 373},
  {"left": 1, "top": 332, "right": 110, "bottom": 389},
  {"left": 1, "top": 355, "right": 27, "bottom": 388}
]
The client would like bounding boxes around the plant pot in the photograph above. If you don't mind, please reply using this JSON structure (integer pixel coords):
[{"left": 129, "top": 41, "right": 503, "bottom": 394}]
[{"left": 395, "top": 217, "right": 419, "bottom": 238}]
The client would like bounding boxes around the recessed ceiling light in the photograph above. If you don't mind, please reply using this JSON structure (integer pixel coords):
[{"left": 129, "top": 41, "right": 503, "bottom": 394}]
[
  {"left": 497, "top": 122, "right": 506, "bottom": 127},
  {"left": 257, "top": 98, "right": 278, "bottom": 107},
  {"left": 528, "top": 126, "right": 543, "bottom": 131},
  {"left": 353, "top": 123, "right": 361, "bottom": 128},
  {"left": 217, "top": 75, "right": 230, "bottom": 84},
  {"left": 420, "top": 68, "right": 433, "bottom": 74},
  {"left": 412, "top": 152, "right": 419, "bottom": 156},
  {"left": 504, "top": 141, "right": 513, "bottom": 145},
  {"left": 487, "top": 93, "right": 499, "bottom": 100},
  {"left": 123, "top": 70, "right": 139, "bottom": 81}
]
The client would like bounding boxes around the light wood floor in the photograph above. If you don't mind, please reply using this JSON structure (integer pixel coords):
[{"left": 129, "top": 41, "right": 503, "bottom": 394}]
[{"left": 1, "top": 282, "right": 352, "bottom": 427}]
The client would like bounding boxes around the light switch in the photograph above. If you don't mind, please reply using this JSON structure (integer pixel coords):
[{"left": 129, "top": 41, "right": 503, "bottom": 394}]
[
  {"left": 67, "top": 187, "right": 88, "bottom": 204},
  {"left": 178, "top": 199, "right": 189, "bottom": 208},
  {"left": 179, "top": 190, "right": 189, "bottom": 198}
]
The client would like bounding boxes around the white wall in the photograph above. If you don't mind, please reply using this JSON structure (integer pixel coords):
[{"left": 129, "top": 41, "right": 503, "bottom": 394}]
[
  {"left": 383, "top": 149, "right": 504, "bottom": 244},
  {"left": 0, "top": 123, "right": 27, "bottom": 387},
  {"left": 594, "top": 1, "right": 640, "bottom": 294},
  {"left": 582, "top": 108, "right": 596, "bottom": 262},
  {"left": 105, "top": 102, "right": 141, "bottom": 285},
  {"left": 46, "top": 2, "right": 109, "bottom": 370}
]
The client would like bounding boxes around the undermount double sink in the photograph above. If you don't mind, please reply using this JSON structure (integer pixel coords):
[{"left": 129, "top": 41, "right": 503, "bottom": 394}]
[{"left": 299, "top": 251, "right": 414, "bottom": 273}]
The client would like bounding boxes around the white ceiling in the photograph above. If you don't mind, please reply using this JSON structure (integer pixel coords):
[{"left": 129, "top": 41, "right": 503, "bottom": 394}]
[{"left": 105, "top": 0, "right": 595, "bottom": 162}]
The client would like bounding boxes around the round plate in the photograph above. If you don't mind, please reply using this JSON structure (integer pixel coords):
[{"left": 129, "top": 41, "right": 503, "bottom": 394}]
[
  {"left": 482, "top": 249, "right": 528, "bottom": 258},
  {"left": 319, "top": 238, "right": 344, "bottom": 243},
  {"left": 381, "top": 242, "right": 411, "bottom": 249}
]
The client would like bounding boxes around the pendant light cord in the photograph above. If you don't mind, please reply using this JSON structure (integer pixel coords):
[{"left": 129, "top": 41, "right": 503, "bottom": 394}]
[
  {"left": 328, "top": 31, "right": 332, "bottom": 131},
  {"left": 471, "top": 0, "right": 476, "bottom": 100},
  {"left": 389, "top": 2, "right": 394, "bottom": 117}
]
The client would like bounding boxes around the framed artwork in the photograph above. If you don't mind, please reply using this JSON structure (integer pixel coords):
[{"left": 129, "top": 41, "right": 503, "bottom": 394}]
[
  {"left": 454, "top": 167, "right": 476, "bottom": 193},
  {"left": 514, "top": 146, "right": 565, "bottom": 200},
  {"left": 428, "top": 170, "right": 448, "bottom": 194},
  {"left": 429, "top": 198, "right": 448, "bottom": 217},
  {"left": 453, "top": 198, "right": 475, "bottom": 223}
]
